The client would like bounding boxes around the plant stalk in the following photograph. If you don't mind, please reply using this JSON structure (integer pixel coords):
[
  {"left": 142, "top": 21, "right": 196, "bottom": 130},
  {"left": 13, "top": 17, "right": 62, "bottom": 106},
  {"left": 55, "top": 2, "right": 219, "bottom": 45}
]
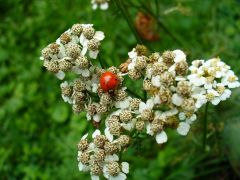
[
  {"left": 115, "top": 0, "right": 142, "bottom": 43},
  {"left": 203, "top": 102, "right": 209, "bottom": 152}
]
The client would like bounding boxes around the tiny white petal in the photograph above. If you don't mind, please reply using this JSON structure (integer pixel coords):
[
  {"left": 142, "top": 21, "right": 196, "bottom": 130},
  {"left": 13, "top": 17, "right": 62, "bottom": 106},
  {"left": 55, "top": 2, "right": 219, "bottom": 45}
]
[
  {"left": 100, "top": 2, "right": 109, "bottom": 10},
  {"left": 92, "top": 129, "right": 101, "bottom": 138},
  {"left": 146, "top": 123, "right": 154, "bottom": 136},
  {"left": 146, "top": 99, "right": 154, "bottom": 109},
  {"left": 78, "top": 162, "right": 89, "bottom": 172},
  {"left": 177, "top": 122, "right": 190, "bottom": 136},
  {"left": 190, "top": 114, "right": 197, "bottom": 121},
  {"left": 93, "top": 114, "right": 101, "bottom": 122},
  {"left": 172, "top": 93, "right": 183, "bottom": 106},
  {"left": 156, "top": 131, "right": 168, "bottom": 144},
  {"left": 104, "top": 128, "right": 113, "bottom": 142},
  {"left": 60, "top": 81, "right": 68, "bottom": 88},
  {"left": 94, "top": 31, "right": 105, "bottom": 41},
  {"left": 211, "top": 98, "right": 220, "bottom": 105},
  {"left": 92, "top": 4, "right": 98, "bottom": 10},
  {"left": 151, "top": 75, "right": 161, "bottom": 87},
  {"left": 121, "top": 162, "right": 129, "bottom": 174},
  {"left": 81, "top": 45, "right": 88, "bottom": 56},
  {"left": 173, "top": 50, "right": 186, "bottom": 62},
  {"left": 89, "top": 50, "right": 99, "bottom": 59},
  {"left": 105, "top": 154, "right": 119, "bottom": 162},
  {"left": 82, "top": 69, "right": 90, "bottom": 77},
  {"left": 81, "top": 133, "right": 88, "bottom": 140},
  {"left": 55, "top": 71, "right": 65, "bottom": 80},
  {"left": 179, "top": 112, "right": 186, "bottom": 120},
  {"left": 91, "top": 175, "right": 99, "bottom": 180},
  {"left": 86, "top": 113, "right": 91, "bottom": 121}
]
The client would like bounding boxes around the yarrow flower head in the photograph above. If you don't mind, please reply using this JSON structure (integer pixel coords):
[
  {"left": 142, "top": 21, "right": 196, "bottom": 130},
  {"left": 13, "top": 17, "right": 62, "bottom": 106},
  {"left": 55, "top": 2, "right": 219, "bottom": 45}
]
[
  {"left": 91, "top": 0, "right": 110, "bottom": 10},
  {"left": 41, "top": 23, "right": 239, "bottom": 179},
  {"left": 188, "top": 57, "right": 240, "bottom": 108},
  {"left": 77, "top": 130, "right": 129, "bottom": 180}
]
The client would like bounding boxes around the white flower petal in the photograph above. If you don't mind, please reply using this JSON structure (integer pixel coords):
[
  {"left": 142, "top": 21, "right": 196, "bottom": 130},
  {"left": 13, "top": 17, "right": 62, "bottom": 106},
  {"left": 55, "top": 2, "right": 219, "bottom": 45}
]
[
  {"left": 92, "top": 83, "right": 98, "bottom": 93},
  {"left": 93, "top": 114, "right": 101, "bottom": 122},
  {"left": 211, "top": 98, "right": 220, "bottom": 105},
  {"left": 121, "top": 162, "right": 129, "bottom": 174},
  {"left": 128, "top": 49, "right": 137, "bottom": 59},
  {"left": 151, "top": 75, "right": 161, "bottom": 87},
  {"left": 55, "top": 71, "right": 65, "bottom": 80},
  {"left": 173, "top": 50, "right": 186, "bottom": 62},
  {"left": 104, "top": 127, "right": 113, "bottom": 142},
  {"left": 156, "top": 131, "right": 168, "bottom": 144},
  {"left": 78, "top": 162, "right": 89, "bottom": 172},
  {"left": 105, "top": 154, "right": 119, "bottom": 162},
  {"left": 153, "top": 95, "right": 161, "bottom": 105},
  {"left": 94, "top": 31, "right": 105, "bottom": 41},
  {"left": 82, "top": 69, "right": 90, "bottom": 77},
  {"left": 79, "top": 34, "right": 86, "bottom": 45},
  {"left": 146, "top": 99, "right": 154, "bottom": 109},
  {"left": 127, "top": 62, "right": 135, "bottom": 70},
  {"left": 81, "top": 45, "right": 88, "bottom": 56},
  {"left": 177, "top": 122, "right": 190, "bottom": 136},
  {"left": 146, "top": 123, "right": 154, "bottom": 136},
  {"left": 60, "top": 81, "right": 68, "bottom": 88},
  {"left": 92, "top": 3, "right": 98, "bottom": 10},
  {"left": 91, "top": 175, "right": 99, "bottom": 180},
  {"left": 179, "top": 112, "right": 186, "bottom": 121},
  {"left": 190, "top": 114, "right": 197, "bottom": 121},
  {"left": 100, "top": 2, "right": 109, "bottom": 10},
  {"left": 92, "top": 129, "right": 101, "bottom": 138},
  {"left": 89, "top": 50, "right": 99, "bottom": 59},
  {"left": 81, "top": 133, "right": 88, "bottom": 140},
  {"left": 72, "top": 66, "right": 82, "bottom": 74},
  {"left": 172, "top": 93, "right": 183, "bottom": 106}
]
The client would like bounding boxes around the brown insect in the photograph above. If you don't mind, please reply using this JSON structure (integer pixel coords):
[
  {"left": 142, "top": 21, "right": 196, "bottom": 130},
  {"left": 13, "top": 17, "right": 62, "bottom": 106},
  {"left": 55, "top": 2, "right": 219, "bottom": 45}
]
[{"left": 135, "top": 12, "right": 160, "bottom": 41}]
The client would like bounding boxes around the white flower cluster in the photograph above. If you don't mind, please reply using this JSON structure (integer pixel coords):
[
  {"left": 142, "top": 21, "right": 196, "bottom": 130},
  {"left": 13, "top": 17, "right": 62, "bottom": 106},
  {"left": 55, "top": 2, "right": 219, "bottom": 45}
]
[
  {"left": 40, "top": 24, "right": 131, "bottom": 124},
  {"left": 41, "top": 25, "right": 239, "bottom": 179},
  {"left": 188, "top": 58, "right": 240, "bottom": 108},
  {"left": 40, "top": 23, "right": 105, "bottom": 80},
  {"left": 124, "top": 46, "right": 239, "bottom": 143},
  {"left": 91, "top": 0, "right": 110, "bottom": 10},
  {"left": 77, "top": 130, "right": 130, "bottom": 180}
]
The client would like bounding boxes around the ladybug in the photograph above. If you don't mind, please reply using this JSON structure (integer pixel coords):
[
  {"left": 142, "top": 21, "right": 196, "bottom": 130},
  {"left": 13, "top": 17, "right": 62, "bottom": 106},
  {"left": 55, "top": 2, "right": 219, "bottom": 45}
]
[{"left": 100, "top": 72, "right": 119, "bottom": 92}]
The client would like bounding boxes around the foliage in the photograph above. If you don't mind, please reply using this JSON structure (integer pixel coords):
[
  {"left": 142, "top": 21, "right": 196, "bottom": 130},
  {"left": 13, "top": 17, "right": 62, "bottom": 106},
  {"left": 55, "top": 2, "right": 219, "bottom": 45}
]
[{"left": 0, "top": 0, "right": 240, "bottom": 179}]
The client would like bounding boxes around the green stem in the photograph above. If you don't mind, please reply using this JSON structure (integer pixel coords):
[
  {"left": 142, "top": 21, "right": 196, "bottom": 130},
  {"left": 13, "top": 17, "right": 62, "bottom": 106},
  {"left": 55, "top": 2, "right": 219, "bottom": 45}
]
[
  {"left": 115, "top": 0, "right": 142, "bottom": 43},
  {"left": 98, "top": 54, "right": 105, "bottom": 68},
  {"left": 203, "top": 102, "right": 209, "bottom": 152},
  {"left": 155, "top": 0, "right": 160, "bottom": 17},
  {"left": 144, "top": 91, "right": 147, "bottom": 102},
  {"left": 134, "top": 1, "right": 184, "bottom": 47}
]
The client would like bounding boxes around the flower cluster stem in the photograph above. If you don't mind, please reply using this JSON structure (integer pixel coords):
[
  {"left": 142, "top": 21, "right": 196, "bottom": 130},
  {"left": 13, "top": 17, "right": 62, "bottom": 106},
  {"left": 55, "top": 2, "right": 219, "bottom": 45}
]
[
  {"left": 115, "top": 0, "right": 142, "bottom": 43},
  {"left": 203, "top": 102, "right": 209, "bottom": 152},
  {"left": 98, "top": 54, "right": 105, "bottom": 68}
]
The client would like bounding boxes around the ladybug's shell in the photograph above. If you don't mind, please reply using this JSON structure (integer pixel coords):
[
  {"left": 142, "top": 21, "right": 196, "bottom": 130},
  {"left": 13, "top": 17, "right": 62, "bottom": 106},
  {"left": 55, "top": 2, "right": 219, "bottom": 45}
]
[{"left": 100, "top": 72, "right": 119, "bottom": 92}]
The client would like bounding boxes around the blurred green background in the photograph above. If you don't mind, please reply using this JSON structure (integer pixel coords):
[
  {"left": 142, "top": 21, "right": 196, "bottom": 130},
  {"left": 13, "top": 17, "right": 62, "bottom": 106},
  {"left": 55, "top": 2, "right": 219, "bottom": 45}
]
[{"left": 0, "top": 0, "right": 240, "bottom": 179}]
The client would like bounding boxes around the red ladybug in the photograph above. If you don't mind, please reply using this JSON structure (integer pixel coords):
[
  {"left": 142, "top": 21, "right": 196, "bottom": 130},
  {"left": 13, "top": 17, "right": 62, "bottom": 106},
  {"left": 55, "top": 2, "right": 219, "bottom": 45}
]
[{"left": 100, "top": 72, "right": 119, "bottom": 92}]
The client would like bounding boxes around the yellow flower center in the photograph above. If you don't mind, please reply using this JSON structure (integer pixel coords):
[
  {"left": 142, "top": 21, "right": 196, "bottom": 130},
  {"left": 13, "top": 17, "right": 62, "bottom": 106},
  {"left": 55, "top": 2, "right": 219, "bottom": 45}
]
[
  {"left": 206, "top": 93, "right": 215, "bottom": 101},
  {"left": 216, "top": 86, "right": 225, "bottom": 94},
  {"left": 228, "top": 76, "right": 236, "bottom": 82}
]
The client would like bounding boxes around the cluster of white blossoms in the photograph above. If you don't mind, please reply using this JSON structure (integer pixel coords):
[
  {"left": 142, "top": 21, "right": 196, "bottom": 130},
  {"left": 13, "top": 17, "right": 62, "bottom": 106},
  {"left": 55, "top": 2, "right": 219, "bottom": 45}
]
[
  {"left": 91, "top": 0, "right": 110, "bottom": 10},
  {"left": 122, "top": 45, "right": 239, "bottom": 142},
  {"left": 40, "top": 23, "right": 105, "bottom": 80},
  {"left": 77, "top": 130, "right": 130, "bottom": 180},
  {"left": 188, "top": 58, "right": 240, "bottom": 108},
  {"left": 41, "top": 23, "right": 239, "bottom": 180}
]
